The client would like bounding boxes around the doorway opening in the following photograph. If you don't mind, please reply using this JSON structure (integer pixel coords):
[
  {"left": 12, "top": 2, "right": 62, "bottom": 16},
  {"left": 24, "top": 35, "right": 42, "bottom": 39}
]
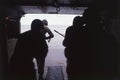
[{"left": 20, "top": 14, "right": 82, "bottom": 67}]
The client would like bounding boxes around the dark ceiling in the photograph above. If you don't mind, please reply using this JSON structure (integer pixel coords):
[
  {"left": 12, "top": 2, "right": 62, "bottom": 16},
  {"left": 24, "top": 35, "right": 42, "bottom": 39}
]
[
  {"left": 4, "top": 0, "right": 118, "bottom": 9},
  {"left": 3, "top": 0, "right": 119, "bottom": 16},
  {"left": 6, "top": 0, "right": 93, "bottom": 7}
]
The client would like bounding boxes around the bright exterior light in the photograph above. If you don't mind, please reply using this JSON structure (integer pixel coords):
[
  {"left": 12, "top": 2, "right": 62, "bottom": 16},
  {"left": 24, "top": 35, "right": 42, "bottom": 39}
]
[{"left": 20, "top": 14, "right": 82, "bottom": 33}]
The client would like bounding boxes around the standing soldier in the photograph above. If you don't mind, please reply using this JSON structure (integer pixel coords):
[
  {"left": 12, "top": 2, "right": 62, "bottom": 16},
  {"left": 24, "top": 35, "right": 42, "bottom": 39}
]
[{"left": 41, "top": 19, "right": 54, "bottom": 43}]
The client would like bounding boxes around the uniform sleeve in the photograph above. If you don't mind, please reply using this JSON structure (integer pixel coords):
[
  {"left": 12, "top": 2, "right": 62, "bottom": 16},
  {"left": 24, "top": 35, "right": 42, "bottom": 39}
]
[
  {"left": 44, "top": 27, "right": 54, "bottom": 39},
  {"left": 63, "top": 27, "right": 71, "bottom": 47}
]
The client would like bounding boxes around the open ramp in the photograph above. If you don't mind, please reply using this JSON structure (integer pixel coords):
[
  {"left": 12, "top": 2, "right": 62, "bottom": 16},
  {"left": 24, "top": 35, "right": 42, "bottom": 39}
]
[{"left": 46, "top": 66, "right": 64, "bottom": 80}]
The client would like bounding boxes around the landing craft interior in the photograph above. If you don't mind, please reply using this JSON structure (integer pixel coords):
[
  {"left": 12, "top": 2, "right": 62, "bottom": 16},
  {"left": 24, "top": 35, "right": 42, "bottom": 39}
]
[{"left": 0, "top": 0, "right": 120, "bottom": 80}]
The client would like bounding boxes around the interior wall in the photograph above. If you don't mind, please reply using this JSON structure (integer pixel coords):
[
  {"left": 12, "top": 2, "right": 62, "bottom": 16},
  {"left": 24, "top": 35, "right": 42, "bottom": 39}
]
[
  {"left": 111, "top": 18, "right": 120, "bottom": 78},
  {"left": 106, "top": 1, "right": 120, "bottom": 77},
  {"left": 0, "top": 22, "right": 4, "bottom": 80},
  {"left": 0, "top": 10, "right": 8, "bottom": 80}
]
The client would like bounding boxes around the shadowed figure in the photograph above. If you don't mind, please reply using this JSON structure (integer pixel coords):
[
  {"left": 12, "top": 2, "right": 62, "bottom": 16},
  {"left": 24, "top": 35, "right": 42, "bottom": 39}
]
[
  {"left": 41, "top": 19, "right": 54, "bottom": 43},
  {"left": 63, "top": 6, "right": 119, "bottom": 80},
  {"left": 63, "top": 16, "right": 86, "bottom": 80},
  {"left": 9, "top": 19, "right": 48, "bottom": 80}
]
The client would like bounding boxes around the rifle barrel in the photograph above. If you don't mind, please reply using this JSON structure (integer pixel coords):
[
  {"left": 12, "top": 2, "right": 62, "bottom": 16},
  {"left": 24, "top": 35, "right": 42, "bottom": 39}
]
[{"left": 54, "top": 30, "right": 65, "bottom": 37}]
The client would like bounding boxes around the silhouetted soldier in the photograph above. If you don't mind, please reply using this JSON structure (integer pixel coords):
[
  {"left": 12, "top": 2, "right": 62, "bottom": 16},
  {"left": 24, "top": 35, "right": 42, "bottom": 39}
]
[
  {"left": 63, "top": 16, "right": 85, "bottom": 80},
  {"left": 63, "top": 6, "right": 119, "bottom": 80},
  {"left": 9, "top": 19, "right": 48, "bottom": 80},
  {"left": 41, "top": 19, "right": 54, "bottom": 43}
]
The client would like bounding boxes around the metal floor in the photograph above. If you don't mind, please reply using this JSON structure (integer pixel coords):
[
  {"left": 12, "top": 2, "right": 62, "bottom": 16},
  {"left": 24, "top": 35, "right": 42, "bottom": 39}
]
[{"left": 44, "top": 66, "right": 67, "bottom": 80}]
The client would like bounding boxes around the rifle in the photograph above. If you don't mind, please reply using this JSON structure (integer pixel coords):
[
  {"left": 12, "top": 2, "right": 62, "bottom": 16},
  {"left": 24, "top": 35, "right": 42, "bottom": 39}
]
[{"left": 54, "top": 30, "right": 65, "bottom": 37}]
